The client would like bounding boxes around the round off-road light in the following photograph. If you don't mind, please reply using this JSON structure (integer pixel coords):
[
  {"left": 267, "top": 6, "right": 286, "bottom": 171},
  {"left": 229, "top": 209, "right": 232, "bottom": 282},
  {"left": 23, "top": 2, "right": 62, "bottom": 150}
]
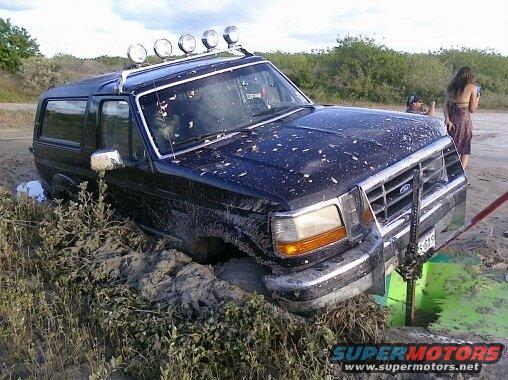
[
  {"left": 178, "top": 34, "right": 196, "bottom": 54},
  {"left": 127, "top": 44, "right": 147, "bottom": 64},
  {"left": 154, "top": 38, "right": 172, "bottom": 59},
  {"left": 201, "top": 29, "right": 219, "bottom": 50},
  {"left": 223, "top": 25, "right": 239, "bottom": 46}
]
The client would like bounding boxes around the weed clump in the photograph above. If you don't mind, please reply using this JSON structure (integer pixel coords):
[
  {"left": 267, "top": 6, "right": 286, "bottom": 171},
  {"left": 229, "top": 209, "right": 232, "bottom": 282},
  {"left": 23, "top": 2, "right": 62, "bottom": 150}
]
[{"left": 0, "top": 182, "right": 388, "bottom": 379}]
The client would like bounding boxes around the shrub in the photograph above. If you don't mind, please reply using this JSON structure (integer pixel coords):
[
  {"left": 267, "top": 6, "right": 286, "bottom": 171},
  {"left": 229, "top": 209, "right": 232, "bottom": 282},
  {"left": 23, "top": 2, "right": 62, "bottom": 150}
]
[
  {"left": 18, "top": 56, "right": 63, "bottom": 95},
  {"left": 402, "top": 54, "right": 452, "bottom": 103},
  {"left": 263, "top": 37, "right": 508, "bottom": 109}
]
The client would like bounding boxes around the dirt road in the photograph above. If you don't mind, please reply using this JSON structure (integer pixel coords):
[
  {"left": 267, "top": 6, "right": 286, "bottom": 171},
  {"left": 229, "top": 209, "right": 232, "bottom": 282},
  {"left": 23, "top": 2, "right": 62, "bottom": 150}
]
[
  {"left": 1, "top": 108, "right": 507, "bottom": 261},
  {"left": 0, "top": 127, "right": 37, "bottom": 191},
  {"left": 0, "top": 103, "right": 37, "bottom": 111}
]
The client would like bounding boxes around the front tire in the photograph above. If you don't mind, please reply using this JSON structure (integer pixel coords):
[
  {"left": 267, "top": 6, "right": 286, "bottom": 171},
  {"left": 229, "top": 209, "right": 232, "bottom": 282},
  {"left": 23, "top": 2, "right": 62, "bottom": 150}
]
[{"left": 215, "top": 257, "right": 272, "bottom": 297}]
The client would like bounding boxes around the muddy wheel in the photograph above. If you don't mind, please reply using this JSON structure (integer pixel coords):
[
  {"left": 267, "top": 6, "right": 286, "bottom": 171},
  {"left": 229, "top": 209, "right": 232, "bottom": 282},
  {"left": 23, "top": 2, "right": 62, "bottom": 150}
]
[{"left": 215, "top": 257, "right": 272, "bottom": 298}]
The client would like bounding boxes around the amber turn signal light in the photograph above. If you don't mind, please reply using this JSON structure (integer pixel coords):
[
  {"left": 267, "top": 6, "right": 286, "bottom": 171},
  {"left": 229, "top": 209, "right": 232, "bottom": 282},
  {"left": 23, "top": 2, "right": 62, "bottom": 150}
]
[
  {"left": 364, "top": 207, "right": 374, "bottom": 224},
  {"left": 275, "top": 226, "right": 347, "bottom": 256}
]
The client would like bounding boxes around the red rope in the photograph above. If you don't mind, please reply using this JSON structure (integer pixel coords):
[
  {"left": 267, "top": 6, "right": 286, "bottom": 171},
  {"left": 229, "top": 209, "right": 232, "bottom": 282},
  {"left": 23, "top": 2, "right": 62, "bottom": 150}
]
[{"left": 433, "top": 191, "right": 508, "bottom": 252}]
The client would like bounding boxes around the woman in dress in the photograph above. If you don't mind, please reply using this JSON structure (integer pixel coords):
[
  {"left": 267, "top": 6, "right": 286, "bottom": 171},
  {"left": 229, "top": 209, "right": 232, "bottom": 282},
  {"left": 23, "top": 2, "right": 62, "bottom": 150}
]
[{"left": 444, "top": 67, "right": 480, "bottom": 169}]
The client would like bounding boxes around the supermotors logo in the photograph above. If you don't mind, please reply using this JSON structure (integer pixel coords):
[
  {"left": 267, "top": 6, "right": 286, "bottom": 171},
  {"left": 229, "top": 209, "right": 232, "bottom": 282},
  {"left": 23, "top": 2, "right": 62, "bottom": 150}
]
[{"left": 330, "top": 343, "right": 504, "bottom": 373}]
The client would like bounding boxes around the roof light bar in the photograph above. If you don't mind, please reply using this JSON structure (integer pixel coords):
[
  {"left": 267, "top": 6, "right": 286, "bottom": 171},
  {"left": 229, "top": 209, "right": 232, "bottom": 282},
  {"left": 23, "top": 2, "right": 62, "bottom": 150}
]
[
  {"left": 117, "top": 45, "right": 249, "bottom": 94},
  {"left": 178, "top": 34, "right": 196, "bottom": 54},
  {"left": 117, "top": 26, "right": 250, "bottom": 94},
  {"left": 127, "top": 44, "right": 147, "bottom": 64},
  {"left": 201, "top": 29, "right": 219, "bottom": 51},
  {"left": 223, "top": 25, "right": 239, "bottom": 47},
  {"left": 154, "top": 38, "right": 172, "bottom": 59}
]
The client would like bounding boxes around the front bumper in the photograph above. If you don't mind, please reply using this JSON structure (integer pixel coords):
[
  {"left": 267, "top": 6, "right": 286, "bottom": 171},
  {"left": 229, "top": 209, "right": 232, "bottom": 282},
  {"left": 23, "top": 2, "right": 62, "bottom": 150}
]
[{"left": 264, "top": 175, "right": 467, "bottom": 313}]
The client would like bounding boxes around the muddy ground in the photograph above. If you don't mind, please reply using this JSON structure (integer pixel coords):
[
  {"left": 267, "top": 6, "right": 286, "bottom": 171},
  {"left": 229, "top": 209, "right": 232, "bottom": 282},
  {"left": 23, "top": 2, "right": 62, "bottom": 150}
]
[{"left": 1, "top": 105, "right": 507, "bottom": 376}]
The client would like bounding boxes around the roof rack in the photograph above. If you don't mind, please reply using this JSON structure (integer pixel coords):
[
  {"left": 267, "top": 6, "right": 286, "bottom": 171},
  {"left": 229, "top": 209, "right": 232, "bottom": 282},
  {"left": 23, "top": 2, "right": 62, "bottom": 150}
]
[{"left": 116, "top": 45, "right": 252, "bottom": 94}]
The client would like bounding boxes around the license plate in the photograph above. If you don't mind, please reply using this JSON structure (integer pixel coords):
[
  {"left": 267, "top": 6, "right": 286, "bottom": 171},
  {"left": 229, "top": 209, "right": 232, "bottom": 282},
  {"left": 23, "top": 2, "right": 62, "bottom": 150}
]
[{"left": 417, "top": 229, "right": 436, "bottom": 256}]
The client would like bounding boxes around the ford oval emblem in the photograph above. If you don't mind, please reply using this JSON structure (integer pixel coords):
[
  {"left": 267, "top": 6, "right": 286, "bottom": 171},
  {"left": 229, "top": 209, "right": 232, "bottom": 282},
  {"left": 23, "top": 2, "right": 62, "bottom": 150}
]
[{"left": 400, "top": 183, "right": 411, "bottom": 194}]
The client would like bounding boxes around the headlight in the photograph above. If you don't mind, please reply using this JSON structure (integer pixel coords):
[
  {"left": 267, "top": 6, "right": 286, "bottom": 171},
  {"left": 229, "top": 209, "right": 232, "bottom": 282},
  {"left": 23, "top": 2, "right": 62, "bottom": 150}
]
[
  {"left": 178, "top": 34, "right": 196, "bottom": 54},
  {"left": 223, "top": 25, "right": 239, "bottom": 47},
  {"left": 202, "top": 29, "right": 219, "bottom": 50},
  {"left": 272, "top": 204, "right": 347, "bottom": 257},
  {"left": 154, "top": 38, "right": 172, "bottom": 59},
  {"left": 127, "top": 44, "right": 147, "bottom": 64}
]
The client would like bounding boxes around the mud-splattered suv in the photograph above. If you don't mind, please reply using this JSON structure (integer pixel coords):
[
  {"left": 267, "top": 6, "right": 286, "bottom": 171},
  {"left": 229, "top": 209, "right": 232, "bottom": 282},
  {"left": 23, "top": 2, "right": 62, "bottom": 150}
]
[{"left": 32, "top": 28, "right": 467, "bottom": 312}]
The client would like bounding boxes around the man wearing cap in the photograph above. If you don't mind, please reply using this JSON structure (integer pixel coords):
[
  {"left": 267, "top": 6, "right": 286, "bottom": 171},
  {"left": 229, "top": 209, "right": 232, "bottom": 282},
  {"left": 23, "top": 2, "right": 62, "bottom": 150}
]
[{"left": 406, "top": 94, "right": 436, "bottom": 116}]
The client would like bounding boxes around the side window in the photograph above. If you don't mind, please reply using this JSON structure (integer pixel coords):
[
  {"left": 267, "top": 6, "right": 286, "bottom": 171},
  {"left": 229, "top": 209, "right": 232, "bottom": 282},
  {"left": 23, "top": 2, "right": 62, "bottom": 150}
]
[
  {"left": 100, "top": 100, "right": 146, "bottom": 161},
  {"left": 100, "top": 101, "right": 130, "bottom": 157},
  {"left": 40, "top": 99, "right": 87, "bottom": 146}
]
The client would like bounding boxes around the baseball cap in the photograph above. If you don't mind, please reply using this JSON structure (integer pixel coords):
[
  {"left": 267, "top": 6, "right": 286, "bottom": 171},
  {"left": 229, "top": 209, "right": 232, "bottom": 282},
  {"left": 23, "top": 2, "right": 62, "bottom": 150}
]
[{"left": 407, "top": 94, "right": 422, "bottom": 105}]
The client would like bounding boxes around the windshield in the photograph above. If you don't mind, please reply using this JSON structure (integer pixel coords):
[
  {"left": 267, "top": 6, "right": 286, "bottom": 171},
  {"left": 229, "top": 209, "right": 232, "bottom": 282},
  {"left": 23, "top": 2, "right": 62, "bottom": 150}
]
[{"left": 138, "top": 62, "right": 310, "bottom": 155}]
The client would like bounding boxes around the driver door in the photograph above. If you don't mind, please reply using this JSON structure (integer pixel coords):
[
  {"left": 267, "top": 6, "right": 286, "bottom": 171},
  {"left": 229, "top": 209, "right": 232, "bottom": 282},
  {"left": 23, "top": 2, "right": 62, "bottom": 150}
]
[{"left": 97, "top": 98, "right": 155, "bottom": 225}]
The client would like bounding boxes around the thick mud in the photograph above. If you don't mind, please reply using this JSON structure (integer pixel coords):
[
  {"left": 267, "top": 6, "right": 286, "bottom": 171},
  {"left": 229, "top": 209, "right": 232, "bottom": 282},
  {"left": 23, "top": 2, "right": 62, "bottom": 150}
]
[{"left": 88, "top": 245, "right": 248, "bottom": 318}]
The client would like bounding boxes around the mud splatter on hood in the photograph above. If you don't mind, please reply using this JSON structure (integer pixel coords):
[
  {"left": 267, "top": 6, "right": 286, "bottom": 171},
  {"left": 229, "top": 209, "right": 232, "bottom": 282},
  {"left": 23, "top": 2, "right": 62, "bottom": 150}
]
[{"left": 156, "top": 106, "right": 447, "bottom": 210}]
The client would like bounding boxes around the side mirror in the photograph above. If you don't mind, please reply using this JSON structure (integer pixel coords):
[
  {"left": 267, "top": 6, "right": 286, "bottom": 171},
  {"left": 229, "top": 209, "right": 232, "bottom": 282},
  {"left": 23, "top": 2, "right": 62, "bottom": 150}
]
[{"left": 91, "top": 149, "right": 125, "bottom": 172}]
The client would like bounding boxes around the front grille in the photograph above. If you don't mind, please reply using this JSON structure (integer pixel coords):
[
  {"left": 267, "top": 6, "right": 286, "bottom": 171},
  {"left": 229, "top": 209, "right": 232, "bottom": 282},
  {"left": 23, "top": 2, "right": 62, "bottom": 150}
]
[{"left": 366, "top": 144, "right": 462, "bottom": 225}]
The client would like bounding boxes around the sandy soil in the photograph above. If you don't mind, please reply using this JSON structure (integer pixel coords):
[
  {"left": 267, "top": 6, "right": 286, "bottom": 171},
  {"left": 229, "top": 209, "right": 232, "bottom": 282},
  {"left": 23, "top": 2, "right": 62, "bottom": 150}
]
[{"left": 90, "top": 246, "right": 247, "bottom": 318}]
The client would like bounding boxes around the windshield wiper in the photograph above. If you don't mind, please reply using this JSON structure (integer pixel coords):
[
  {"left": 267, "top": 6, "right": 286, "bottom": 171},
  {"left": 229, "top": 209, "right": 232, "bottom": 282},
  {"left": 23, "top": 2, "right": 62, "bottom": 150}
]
[
  {"left": 252, "top": 104, "right": 315, "bottom": 117},
  {"left": 173, "top": 130, "right": 227, "bottom": 148}
]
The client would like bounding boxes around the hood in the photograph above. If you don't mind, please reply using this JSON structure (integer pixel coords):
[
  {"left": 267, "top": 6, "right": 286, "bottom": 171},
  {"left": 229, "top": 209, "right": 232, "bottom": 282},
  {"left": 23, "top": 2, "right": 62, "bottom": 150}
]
[{"left": 156, "top": 106, "right": 447, "bottom": 210}]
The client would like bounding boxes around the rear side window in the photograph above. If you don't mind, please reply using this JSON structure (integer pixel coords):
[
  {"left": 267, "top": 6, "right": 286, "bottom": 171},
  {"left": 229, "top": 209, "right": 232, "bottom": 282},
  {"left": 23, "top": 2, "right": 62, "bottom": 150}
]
[{"left": 40, "top": 99, "right": 87, "bottom": 146}]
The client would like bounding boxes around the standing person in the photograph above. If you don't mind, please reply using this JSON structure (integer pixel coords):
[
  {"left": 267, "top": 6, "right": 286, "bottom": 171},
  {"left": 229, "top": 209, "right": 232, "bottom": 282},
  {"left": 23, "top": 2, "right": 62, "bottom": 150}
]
[
  {"left": 444, "top": 67, "right": 480, "bottom": 169},
  {"left": 406, "top": 94, "right": 436, "bottom": 116}
]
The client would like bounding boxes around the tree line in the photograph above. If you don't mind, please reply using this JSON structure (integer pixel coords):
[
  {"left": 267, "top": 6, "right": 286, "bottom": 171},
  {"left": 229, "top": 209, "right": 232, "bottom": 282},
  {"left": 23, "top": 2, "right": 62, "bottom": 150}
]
[
  {"left": 1, "top": 18, "right": 507, "bottom": 108},
  {"left": 263, "top": 36, "right": 508, "bottom": 109}
]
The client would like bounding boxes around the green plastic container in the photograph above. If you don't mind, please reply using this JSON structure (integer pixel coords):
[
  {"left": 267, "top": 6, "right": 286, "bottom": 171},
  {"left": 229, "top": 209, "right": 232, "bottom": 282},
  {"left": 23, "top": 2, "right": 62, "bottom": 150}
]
[{"left": 375, "top": 251, "right": 508, "bottom": 338}]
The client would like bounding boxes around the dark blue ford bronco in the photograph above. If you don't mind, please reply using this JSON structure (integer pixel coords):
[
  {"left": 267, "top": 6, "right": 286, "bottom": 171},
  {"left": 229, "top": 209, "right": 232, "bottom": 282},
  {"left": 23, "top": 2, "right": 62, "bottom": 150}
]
[{"left": 32, "top": 27, "right": 467, "bottom": 312}]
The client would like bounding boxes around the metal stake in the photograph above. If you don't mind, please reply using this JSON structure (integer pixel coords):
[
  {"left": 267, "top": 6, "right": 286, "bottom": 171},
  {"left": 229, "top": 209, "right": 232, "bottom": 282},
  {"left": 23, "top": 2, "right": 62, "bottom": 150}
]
[
  {"left": 406, "top": 278, "right": 416, "bottom": 326},
  {"left": 405, "top": 168, "right": 423, "bottom": 326}
]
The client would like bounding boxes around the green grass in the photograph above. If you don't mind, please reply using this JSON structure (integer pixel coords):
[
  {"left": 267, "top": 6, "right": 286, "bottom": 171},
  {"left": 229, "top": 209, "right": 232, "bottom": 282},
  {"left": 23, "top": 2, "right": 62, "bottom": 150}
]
[{"left": 0, "top": 72, "right": 36, "bottom": 103}]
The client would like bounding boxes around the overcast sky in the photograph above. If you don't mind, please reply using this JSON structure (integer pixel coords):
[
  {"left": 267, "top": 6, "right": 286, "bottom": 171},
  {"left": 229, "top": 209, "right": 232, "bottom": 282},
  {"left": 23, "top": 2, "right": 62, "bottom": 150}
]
[{"left": 0, "top": 0, "right": 506, "bottom": 58}]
